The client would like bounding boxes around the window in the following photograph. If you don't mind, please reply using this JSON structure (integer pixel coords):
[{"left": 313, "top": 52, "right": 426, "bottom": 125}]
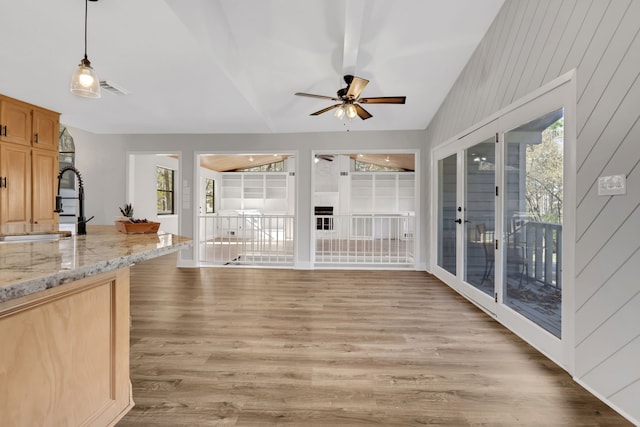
[
  {"left": 157, "top": 166, "right": 174, "bottom": 214},
  {"left": 354, "top": 160, "right": 407, "bottom": 172},
  {"left": 205, "top": 178, "right": 215, "bottom": 214},
  {"left": 58, "top": 126, "right": 76, "bottom": 190},
  {"left": 236, "top": 160, "right": 284, "bottom": 172}
]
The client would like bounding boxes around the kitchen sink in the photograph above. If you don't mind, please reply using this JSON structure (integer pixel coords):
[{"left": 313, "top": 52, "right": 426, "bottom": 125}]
[{"left": 0, "top": 233, "right": 65, "bottom": 243}]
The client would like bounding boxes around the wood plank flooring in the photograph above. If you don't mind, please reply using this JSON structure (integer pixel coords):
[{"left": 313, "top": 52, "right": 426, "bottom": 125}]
[{"left": 117, "top": 253, "right": 631, "bottom": 426}]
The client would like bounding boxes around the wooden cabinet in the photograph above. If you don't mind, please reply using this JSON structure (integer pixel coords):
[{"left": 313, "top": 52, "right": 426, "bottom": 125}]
[
  {"left": 0, "top": 268, "right": 134, "bottom": 426},
  {"left": 0, "top": 94, "right": 59, "bottom": 151},
  {"left": 0, "top": 143, "right": 31, "bottom": 226},
  {"left": 0, "top": 97, "right": 31, "bottom": 146},
  {"left": 0, "top": 94, "right": 60, "bottom": 226},
  {"left": 31, "top": 148, "right": 59, "bottom": 225},
  {"left": 32, "top": 108, "right": 60, "bottom": 151}
]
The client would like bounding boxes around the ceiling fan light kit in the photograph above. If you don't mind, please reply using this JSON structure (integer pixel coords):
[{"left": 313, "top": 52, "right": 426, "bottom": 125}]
[
  {"left": 295, "top": 75, "right": 406, "bottom": 121},
  {"left": 70, "top": 0, "right": 101, "bottom": 99},
  {"left": 345, "top": 103, "right": 358, "bottom": 120}
]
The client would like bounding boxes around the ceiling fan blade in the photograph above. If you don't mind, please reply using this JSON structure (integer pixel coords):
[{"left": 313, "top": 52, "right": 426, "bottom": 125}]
[
  {"left": 346, "top": 77, "right": 369, "bottom": 99},
  {"left": 310, "top": 104, "right": 342, "bottom": 116},
  {"left": 354, "top": 104, "right": 372, "bottom": 120},
  {"left": 358, "top": 96, "right": 406, "bottom": 104},
  {"left": 295, "top": 92, "right": 340, "bottom": 101}
]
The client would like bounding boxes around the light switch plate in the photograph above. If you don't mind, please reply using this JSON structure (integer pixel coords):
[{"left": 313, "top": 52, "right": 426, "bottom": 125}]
[{"left": 598, "top": 174, "right": 626, "bottom": 196}]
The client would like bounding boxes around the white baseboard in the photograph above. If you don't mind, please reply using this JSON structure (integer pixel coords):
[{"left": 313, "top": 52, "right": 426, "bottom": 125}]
[
  {"left": 177, "top": 258, "right": 198, "bottom": 268},
  {"left": 573, "top": 377, "right": 639, "bottom": 426},
  {"left": 294, "top": 261, "right": 313, "bottom": 270}
]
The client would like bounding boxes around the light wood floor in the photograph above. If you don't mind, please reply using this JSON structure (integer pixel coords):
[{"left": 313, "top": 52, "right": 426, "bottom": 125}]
[{"left": 117, "top": 253, "right": 631, "bottom": 426}]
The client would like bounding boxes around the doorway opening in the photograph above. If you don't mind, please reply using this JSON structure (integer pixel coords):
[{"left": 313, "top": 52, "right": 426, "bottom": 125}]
[
  {"left": 312, "top": 152, "right": 418, "bottom": 267},
  {"left": 127, "top": 153, "right": 181, "bottom": 235},
  {"left": 197, "top": 153, "right": 296, "bottom": 266}
]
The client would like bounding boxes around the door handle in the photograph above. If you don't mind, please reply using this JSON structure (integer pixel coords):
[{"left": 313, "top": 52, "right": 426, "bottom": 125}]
[{"left": 454, "top": 218, "right": 462, "bottom": 224}]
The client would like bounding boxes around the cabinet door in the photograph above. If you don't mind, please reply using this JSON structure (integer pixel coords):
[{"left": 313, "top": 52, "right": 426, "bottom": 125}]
[
  {"left": 0, "top": 99, "right": 32, "bottom": 146},
  {"left": 0, "top": 143, "right": 31, "bottom": 225},
  {"left": 32, "top": 109, "right": 59, "bottom": 151},
  {"left": 32, "top": 148, "right": 59, "bottom": 225}
]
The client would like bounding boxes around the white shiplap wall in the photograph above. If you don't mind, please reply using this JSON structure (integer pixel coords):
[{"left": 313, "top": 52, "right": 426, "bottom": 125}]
[{"left": 426, "top": 0, "right": 640, "bottom": 423}]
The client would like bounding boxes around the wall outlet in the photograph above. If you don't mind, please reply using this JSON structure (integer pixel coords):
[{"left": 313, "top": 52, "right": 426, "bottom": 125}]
[{"left": 598, "top": 174, "right": 626, "bottom": 196}]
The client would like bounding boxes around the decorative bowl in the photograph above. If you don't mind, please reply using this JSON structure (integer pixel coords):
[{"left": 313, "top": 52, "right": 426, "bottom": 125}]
[{"left": 115, "top": 220, "right": 160, "bottom": 234}]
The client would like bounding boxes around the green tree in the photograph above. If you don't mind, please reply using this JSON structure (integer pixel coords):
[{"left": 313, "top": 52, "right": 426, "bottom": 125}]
[{"left": 525, "top": 119, "right": 563, "bottom": 224}]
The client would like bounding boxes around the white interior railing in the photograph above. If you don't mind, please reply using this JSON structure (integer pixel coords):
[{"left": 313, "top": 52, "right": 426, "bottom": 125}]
[
  {"left": 314, "top": 213, "right": 415, "bottom": 267},
  {"left": 198, "top": 213, "right": 415, "bottom": 268},
  {"left": 199, "top": 214, "right": 294, "bottom": 266}
]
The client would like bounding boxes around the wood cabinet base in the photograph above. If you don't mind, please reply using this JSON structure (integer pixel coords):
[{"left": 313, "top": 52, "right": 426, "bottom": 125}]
[{"left": 0, "top": 269, "right": 134, "bottom": 426}]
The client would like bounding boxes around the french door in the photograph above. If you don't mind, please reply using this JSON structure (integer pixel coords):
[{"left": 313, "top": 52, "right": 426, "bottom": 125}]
[
  {"left": 432, "top": 76, "right": 575, "bottom": 370},
  {"left": 435, "top": 122, "right": 499, "bottom": 307}
]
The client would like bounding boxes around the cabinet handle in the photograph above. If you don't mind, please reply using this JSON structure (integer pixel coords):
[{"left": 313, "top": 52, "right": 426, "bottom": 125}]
[
  {"left": 34, "top": 133, "right": 39, "bottom": 143},
  {"left": 1, "top": 177, "right": 6, "bottom": 188},
  {"left": 3, "top": 125, "right": 6, "bottom": 136}
]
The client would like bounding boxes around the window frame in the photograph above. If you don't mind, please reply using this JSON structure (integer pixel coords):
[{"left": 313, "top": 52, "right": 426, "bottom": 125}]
[
  {"left": 205, "top": 178, "right": 215, "bottom": 214},
  {"left": 156, "top": 166, "right": 175, "bottom": 215}
]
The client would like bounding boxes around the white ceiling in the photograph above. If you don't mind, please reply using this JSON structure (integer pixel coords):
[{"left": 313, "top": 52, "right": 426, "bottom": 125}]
[{"left": 1, "top": 0, "right": 503, "bottom": 135}]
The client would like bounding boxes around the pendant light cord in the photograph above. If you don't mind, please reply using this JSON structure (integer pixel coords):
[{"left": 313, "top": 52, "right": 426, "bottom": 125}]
[{"left": 83, "top": 0, "right": 88, "bottom": 60}]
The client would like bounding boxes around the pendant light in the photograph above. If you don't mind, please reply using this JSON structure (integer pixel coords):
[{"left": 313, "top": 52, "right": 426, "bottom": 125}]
[{"left": 70, "top": 0, "right": 101, "bottom": 98}]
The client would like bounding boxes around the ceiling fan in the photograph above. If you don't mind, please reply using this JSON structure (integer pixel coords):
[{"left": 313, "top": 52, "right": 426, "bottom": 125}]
[
  {"left": 295, "top": 75, "right": 406, "bottom": 120},
  {"left": 315, "top": 154, "right": 334, "bottom": 163}
]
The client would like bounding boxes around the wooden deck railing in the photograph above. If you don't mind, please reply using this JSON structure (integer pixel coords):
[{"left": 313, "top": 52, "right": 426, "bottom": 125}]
[{"left": 523, "top": 221, "right": 562, "bottom": 288}]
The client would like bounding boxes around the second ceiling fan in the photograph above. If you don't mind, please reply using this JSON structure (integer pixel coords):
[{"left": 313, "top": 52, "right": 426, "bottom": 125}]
[{"left": 295, "top": 75, "right": 406, "bottom": 120}]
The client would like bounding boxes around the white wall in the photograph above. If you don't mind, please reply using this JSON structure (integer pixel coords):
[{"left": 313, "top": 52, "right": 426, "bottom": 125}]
[
  {"left": 129, "top": 154, "right": 180, "bottom": 235},
  {"left": 65, "top": 130, "right": 427, "bottom": 269},
  {"left": 64, "top": 126, "right": 127, "bottom": 226},
  {"left": 425, "top": 0, "right": 640, "bottom": 424}
]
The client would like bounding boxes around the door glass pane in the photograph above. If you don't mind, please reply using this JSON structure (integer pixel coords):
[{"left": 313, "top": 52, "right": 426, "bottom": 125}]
[
  {"left": 504, "top": 109, "right": 563, "bottom": 338},
  {"left": 438, "top": 154, "right": 457, "bottom": 275},
  {"left": 464, "top": 138, "right": 495, "bottom": 296}
]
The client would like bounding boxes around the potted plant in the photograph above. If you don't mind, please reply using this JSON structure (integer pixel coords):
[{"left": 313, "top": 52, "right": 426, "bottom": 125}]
[
  {"left": 119, "top": 203, "right": 134, "bottom": 219},
  {"left": 115, "top": 204, "right": 160, "bottom": 234}
]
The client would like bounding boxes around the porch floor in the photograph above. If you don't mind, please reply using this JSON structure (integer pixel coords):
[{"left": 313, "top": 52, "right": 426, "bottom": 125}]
[{"left": 468, "top": 273, "right": 561, "bottom": 337}]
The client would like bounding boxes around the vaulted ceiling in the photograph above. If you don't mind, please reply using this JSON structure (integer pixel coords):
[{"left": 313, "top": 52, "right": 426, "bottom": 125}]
[
  {"left": 1, "top": 0, "right": 503, "bottom": 135},
  {"left": 199, "top": 153, "right": 415, "bottom": 172}
]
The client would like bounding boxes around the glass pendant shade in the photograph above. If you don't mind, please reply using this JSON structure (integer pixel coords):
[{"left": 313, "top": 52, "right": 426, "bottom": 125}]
[
  {"left": 70, "top": 57, "right": 101, "bottom": 98},
  {"left": 345, "top": 103, "right": 357, "bottom": 120},
  {"left": 334, "top": 105, "right": 345, "bottom": 119}
]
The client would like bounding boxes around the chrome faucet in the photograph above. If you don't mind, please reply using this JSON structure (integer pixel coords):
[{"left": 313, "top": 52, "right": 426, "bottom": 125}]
[{"left": 54, "top": 166, "right": 94, "bottom": 235}]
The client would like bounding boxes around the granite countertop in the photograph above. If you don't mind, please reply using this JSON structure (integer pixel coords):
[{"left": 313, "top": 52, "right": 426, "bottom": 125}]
[{"left": 0, "top": 225, "right": 191, "bottom": 303}]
